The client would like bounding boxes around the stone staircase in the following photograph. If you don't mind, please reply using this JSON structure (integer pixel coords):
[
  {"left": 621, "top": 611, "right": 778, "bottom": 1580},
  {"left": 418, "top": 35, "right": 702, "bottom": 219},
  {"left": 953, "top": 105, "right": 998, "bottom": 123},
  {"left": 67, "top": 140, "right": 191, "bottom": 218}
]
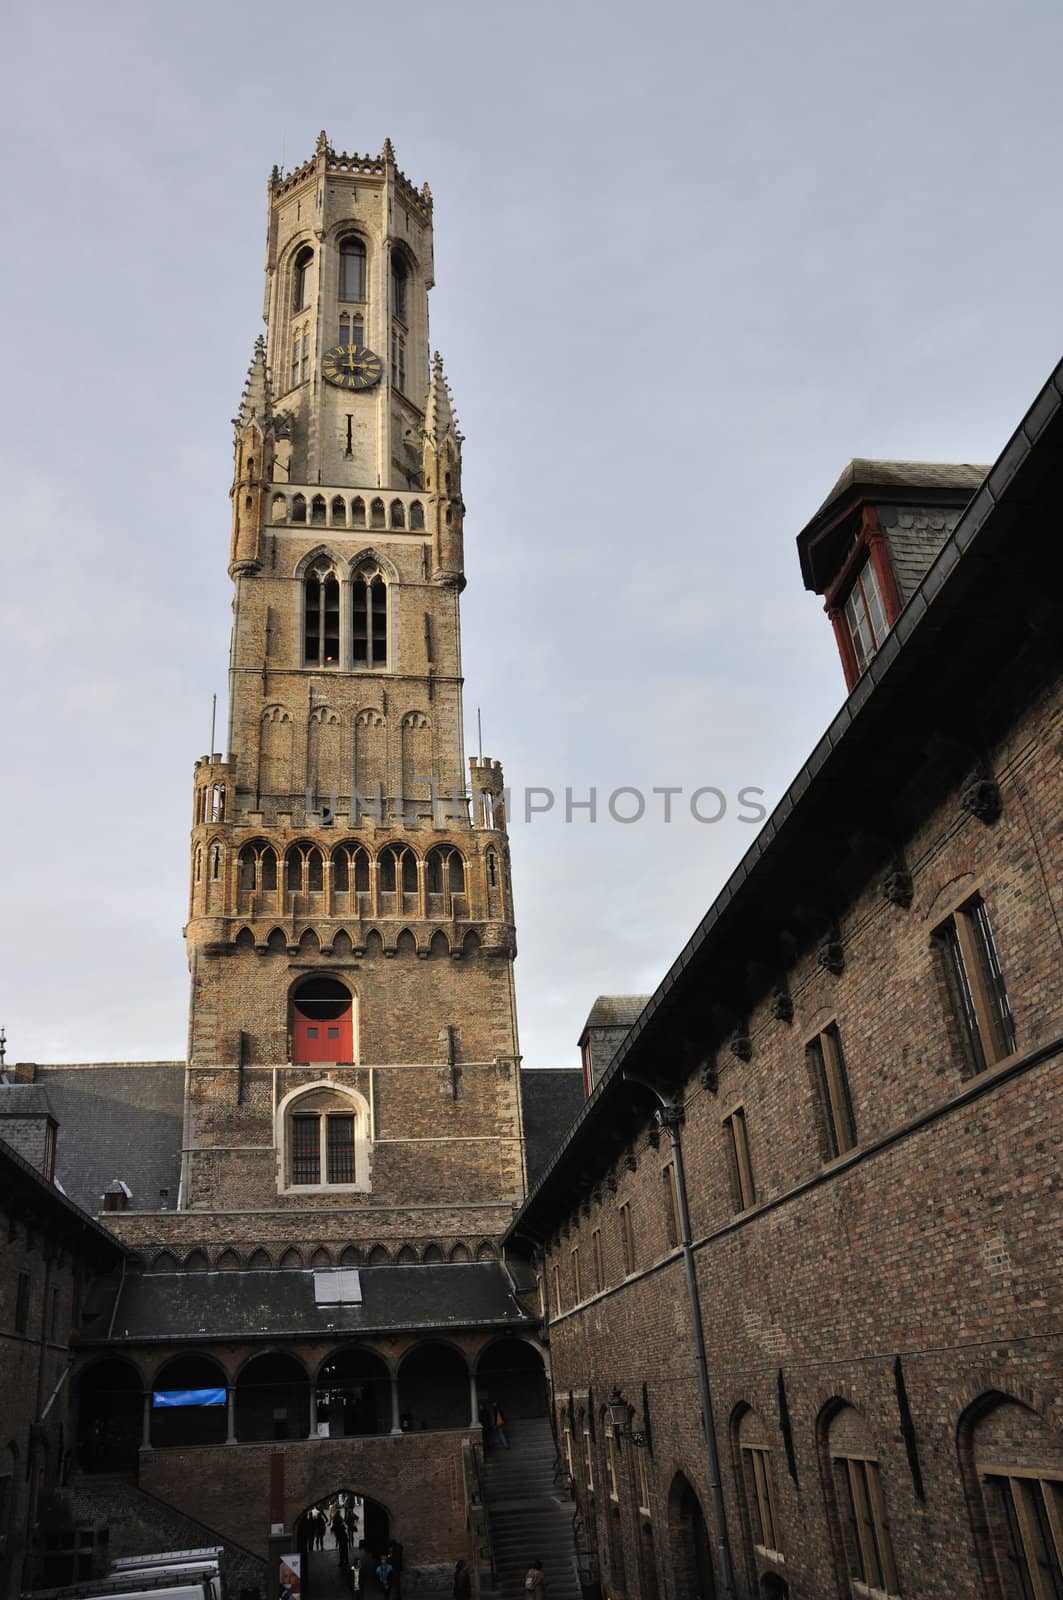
[{"left": 481, "top": 1418, "right": 581, "bottom": 1600}]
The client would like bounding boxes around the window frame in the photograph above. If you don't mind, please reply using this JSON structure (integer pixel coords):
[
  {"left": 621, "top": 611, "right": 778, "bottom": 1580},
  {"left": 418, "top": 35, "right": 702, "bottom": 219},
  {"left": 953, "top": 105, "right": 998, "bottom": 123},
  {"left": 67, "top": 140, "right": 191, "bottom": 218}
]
[
  {"left": 831, "top": 1453, "right": 900, "bottom": 1596},
  {"left": 741, "top": 1445, "right": 782, "bottom": 1559},
  {"left": 592, "top": 1227, "right": 605, "bottom": 1294},
  {"left": 981, "top": 1467, "right": 1063, "bottom": 1600},
  {"left": 933, "top": 891, "right": 1016, "bottom": 1077},
  {"left": 619, "top": 1201, "right": 636, "bottom": 1276},
  {"left": 571, "top": 1244, "right": 582, "bottom": 1304},
  {"left": 276, "top": 1079, "right": 370, "bottom": 1196},
  {"left": 338, "top": 234, "right": 367, "bottom": 303},
  {"left": 723, "top": 1106, "right": 756, "bottom": 1212},
  {"left": 807, "top": 1022, "right": 858, "bottom": 1160},
  {"left": 662, "top": 1162, "right": 680, "bottom": 1249}
]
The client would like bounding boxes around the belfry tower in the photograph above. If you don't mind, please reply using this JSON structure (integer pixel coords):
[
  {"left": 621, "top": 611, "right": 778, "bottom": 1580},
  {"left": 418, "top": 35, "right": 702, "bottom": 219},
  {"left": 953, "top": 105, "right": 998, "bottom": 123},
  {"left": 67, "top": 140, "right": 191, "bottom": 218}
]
[{"left": 183, "top": 134, "right": 523, "bottom": 1259}]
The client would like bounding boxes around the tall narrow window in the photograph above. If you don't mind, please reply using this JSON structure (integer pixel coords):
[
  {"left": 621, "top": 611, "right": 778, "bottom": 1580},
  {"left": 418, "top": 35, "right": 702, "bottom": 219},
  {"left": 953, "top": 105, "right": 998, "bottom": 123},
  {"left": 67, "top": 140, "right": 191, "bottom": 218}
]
[
  {"left": 301, "top": 329, "right": 310, "bottom": 381},
  {"left": 832, "top": 1456, "right": 899, "bottom": 1595},
  {"left": 742, "top": 1447, "right": 780, "bottom": 1555},
  {"left": 592, "top": 1228, "right": 605, "bottom": 1293},
  {"left": 662, "top": 1163, "right": 680, "bottom": 1248},
  {"left": 338, "top": 235, "right": 367, "bottom": 302},
  {"left": 291, "top": 1115, "right": 320, "bottom": 1184},
  {"left": 391, "top": 328, "right": 406, "bottom": 392},
  {"left": 724, "top": 1108, "right": 756, "bottom": 1211},
  {"left": 552, "top": 1263, "right": 562, "bottom": 1314},
  {"left": 808, "top": 1024, "right": 858, "bottom": 1159},
  {"left": 290, "top": 333, "right": 299, "bottom": 390},
  {"left": 352, "top": 573, "right": 388, "bottom": 668},
  {"left": 326, "top": 1115, "right": 355, "bottom": 1183},
  {"left": 619, "top": 1202, "right": 636, "bottom": 1275},
  {"left": 292, "top": 246, "right": 314, "bottom": 311},
  {"left": 390, "top": 252, "right": 408, "bottom": 321},
  {"left": 304, "top": 568, "right": 340, "bottom": 666},
  {"left": 584, "top": 1422, "right": 595, "bottom": 1492},
  {"left": 606, "top": 1428, "right": 619, "bottom": 1500},
  {"left": 571, "top": 1246, "right": 582, "bottom": 1304},
  {"left": 844, "top": 559, "right": 889, "bottom": 676},
  {"left": 935, "top": 893, "right": 1015, "bottom": 1075}
]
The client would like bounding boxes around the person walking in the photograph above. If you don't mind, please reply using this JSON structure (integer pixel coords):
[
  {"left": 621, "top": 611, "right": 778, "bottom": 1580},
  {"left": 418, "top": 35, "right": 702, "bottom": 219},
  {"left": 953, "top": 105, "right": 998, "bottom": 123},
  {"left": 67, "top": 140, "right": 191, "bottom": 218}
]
[
  {"left": 375, "top": 1553, "right": 394, "bottom": 1596},
  {"left": 333, "top": 1510, "right": 350, "bottom": 1569},
  {"left": 524, "top": 1559, "right": 547, "bottom": 1595},
  {"left": 493, "top": 1400, "right": 510, "bottom": 1449},
  {"left": 453, "top": 1559, "right": 472, "bottom": 1599}
]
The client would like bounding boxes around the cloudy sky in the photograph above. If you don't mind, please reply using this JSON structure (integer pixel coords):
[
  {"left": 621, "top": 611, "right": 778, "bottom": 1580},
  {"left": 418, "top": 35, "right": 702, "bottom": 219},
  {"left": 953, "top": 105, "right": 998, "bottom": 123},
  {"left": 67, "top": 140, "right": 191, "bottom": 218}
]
[{"left": 1, "top": 0, "right": 1061, "bottom": 1070}]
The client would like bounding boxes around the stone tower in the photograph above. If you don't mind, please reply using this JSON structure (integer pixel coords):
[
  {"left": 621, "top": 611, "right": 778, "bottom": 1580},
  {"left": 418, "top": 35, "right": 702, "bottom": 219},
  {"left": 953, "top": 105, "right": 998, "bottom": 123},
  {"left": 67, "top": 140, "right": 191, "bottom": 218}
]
[{"left": 182, "top": 134, "right": 523, "bottom": 1260}]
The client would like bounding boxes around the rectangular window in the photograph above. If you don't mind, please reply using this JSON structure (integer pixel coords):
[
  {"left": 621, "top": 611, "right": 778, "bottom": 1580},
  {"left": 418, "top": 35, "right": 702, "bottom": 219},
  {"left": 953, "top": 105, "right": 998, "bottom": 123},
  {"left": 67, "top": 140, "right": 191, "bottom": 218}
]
[
  {"left": 984, "top": 1473, "right": 1063, "bottom": 1600},
  {"left": 935, "top": 894, "right": 1016, "bottom": 1075},
  {"left": 833, "top": 1456, "right": 899, "bottom": 1595},
  {"left": 808, "top": 1024, "right": 858, "bottom": 1158},
  {"left": 291, "top": 1114, "right": 321, "bottom": 1185},
  {"left": 301, "top": 332, "right": 310, "bottom": 381},
  {"left": 15, "top": 1271, "right": 30, "bottom": 1334},
  {"left": 742, "top": 1447, "right": 780, "bottom": 1555},
  {"left": 563, "top": 1425, "right": 574, "bottom": 1480},
  {"left": 844, "top": 559, "right": 889, "bottom": 675},
  {"left": 724, "top": 1108, "right": 756, "bottom": 1211},
  {"left": 290, "top": 337, "right": 299, "bottom": 390},
  {"left": 584, "top": 1427, "right": 595, "bottom": 1492},
  {"left": 662, "top": 1163, "right": 680, "bottom": 1248},
  {"left": 391, "top": 328, "right": 406, "bottom": 393},
  {"left": 326, "top": 1114, "right": 355, "bottom": 1184},
  {"left": 619, "top": 1202, "right": 636, "bottom": 1276},
  {"left": 552, "top": 1264, "right": 562, "bottom": 1315},
  {"left": 592, "top": 1228, "right": 605, "bottom": 1293},
  {"left": 571, "top": 1246, "right": 582, "bottom": 1304}
]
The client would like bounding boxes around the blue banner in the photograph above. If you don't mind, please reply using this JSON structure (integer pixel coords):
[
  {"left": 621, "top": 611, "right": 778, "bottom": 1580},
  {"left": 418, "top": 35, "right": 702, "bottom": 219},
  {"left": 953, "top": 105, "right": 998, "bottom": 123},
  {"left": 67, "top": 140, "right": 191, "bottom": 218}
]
[{"left": 152, "top": 1388, "right": 226, "bottom": 1408}]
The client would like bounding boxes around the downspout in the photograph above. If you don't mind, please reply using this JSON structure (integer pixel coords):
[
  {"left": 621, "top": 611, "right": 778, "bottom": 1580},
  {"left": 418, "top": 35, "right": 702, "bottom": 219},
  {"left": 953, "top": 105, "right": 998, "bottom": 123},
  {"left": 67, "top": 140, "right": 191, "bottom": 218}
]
[{"left": 623, "top": 1070, "right": 736, "bottom": 1600}]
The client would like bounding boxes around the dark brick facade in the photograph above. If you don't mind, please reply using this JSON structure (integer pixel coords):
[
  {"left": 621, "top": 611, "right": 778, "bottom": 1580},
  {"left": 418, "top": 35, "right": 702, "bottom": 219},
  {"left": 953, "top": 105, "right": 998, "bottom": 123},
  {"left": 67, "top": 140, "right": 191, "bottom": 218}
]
[{"left": 508, "top": 359, "right": 1063, "bottom": 1599}]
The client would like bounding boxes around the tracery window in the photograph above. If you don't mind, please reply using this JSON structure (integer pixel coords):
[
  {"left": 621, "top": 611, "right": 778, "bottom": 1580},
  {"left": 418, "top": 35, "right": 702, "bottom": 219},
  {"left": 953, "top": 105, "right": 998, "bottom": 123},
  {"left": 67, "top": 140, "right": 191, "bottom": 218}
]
[
  {"left": 304, "top": 563, "right": 341, "bottom": 666},
  {"left": 352, "top": 570, "right": 388, "bottom": 667}
]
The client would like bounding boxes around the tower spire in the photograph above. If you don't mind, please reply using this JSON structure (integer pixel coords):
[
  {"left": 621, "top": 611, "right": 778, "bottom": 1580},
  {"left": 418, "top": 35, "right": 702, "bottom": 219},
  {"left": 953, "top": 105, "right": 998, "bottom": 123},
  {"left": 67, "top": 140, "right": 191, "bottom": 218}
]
[
  {"left": 234, "top": 334, "right": 272, "bottom": 433},
  {"left": 423, "top": 351, "right": 462, "bottom": 449}
]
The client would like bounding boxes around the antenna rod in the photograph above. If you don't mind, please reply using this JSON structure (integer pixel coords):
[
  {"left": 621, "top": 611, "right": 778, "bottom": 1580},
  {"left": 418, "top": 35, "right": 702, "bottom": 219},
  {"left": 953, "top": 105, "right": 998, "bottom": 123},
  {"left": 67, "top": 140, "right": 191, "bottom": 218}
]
[
  {"left": 210, "top": 693, "right": 217, "bottom": 757},
  {"left": 477, "top": 707, "right": 483, "bottom": 763}
]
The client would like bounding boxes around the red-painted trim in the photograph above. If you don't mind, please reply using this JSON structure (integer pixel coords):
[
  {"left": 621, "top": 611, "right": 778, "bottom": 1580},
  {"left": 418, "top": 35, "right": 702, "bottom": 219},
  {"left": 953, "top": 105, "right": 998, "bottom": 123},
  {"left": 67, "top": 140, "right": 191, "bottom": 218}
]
[
  {"left": 827, "top": 604, "right": 859, "bottom": 691},
  {"left": 863, "top": 507, "right": 904, "bottom": 626}
]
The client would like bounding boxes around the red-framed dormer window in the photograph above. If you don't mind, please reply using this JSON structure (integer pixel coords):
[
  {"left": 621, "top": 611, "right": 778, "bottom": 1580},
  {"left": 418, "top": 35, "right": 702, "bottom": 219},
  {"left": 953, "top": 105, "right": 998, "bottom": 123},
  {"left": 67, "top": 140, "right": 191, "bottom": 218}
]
[{"left": 826, "top": 509, "right": 903, "bottom": 690}]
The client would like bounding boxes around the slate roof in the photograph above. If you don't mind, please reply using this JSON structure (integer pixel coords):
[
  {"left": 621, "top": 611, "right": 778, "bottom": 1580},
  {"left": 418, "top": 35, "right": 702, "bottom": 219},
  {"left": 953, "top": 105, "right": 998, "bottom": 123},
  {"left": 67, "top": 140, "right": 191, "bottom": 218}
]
[
  {"left": 31, "top": 1063, "right": 185, "bottom": 1215},
  {"left": 0, "top": 1136, "right": 128, "bottom": 1262},
  {"left": 520, "top": 1069, "right": 585, "bottom": 1187},
  {"left": 0, "top": 1083, "right": 56, "bottom": 1117},
  {"left": 96, "top": 1261, "right": 532, "bottom": 1344},
  {"left": 797, "top": 458, "right": 989, "bottom": 588},
  {"left": 581, "top": 995, "right": 650, "bottom": 1032}
]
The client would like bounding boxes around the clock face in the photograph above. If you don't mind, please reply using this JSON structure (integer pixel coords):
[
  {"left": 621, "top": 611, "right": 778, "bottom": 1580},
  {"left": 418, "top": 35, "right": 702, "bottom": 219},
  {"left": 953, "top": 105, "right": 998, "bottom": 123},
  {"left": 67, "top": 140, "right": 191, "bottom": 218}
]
[{"left": 322, "top": 343, "right": 384, "bottom": 391}]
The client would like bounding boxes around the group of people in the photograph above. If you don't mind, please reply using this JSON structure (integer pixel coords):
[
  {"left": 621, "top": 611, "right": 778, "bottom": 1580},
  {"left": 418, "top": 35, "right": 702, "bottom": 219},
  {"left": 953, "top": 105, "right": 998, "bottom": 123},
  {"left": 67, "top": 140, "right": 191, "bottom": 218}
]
[{"left": 300, "top": 1501, "right": 402, "bottom": 1594}]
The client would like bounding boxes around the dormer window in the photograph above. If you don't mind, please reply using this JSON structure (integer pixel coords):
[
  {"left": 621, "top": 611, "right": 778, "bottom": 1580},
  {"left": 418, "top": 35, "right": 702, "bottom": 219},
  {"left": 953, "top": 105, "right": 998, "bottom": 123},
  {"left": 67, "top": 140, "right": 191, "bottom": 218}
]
[{"left": 842, "top": 559, "right": 888, "bottom": 676}]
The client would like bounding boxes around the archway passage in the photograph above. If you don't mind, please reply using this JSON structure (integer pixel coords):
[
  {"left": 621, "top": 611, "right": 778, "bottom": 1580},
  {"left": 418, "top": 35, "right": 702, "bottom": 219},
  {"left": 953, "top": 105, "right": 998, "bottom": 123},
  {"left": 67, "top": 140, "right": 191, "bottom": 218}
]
[
  {"left": 397, "top": 1343, "right": 469, "bottom": 1431},
  {"left": 76, "top": 1358, "right": 141, "bottom": 1472},
  {"left": 235, "top": 1352, "right": 310, "bottom": 1441},
  {"left": 296, "top": 1489, "right": 390, "bottom": 1600},
  {"left": 150, "top": 1354, "right": 227, "bottom": 1449},
  {"left": 292, "top": 977, "right": 353, "bottom": 1063},
  {"left": 669, "top": 1473, "right": 716, "bottom": 1600},
  {"left": 477, "top": 1338, "right": 548, "bottom": 1422},
  {"left": 316, "top": 1348, "right": 390, "bottom": 1437}
]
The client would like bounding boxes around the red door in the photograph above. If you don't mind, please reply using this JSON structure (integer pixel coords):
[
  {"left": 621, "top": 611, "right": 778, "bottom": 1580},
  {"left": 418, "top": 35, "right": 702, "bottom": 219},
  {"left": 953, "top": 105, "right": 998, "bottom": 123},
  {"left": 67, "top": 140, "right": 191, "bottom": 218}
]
[{"left": 291, "top": 978, "right": 354, "bottom": 1062}]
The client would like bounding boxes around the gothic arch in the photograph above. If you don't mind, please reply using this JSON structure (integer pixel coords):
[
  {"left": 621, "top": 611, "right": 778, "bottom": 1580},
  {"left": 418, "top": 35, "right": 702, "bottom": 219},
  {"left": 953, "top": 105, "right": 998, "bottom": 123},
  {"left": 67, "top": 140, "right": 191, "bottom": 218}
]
[
  {"left": 429, "top": 929, "right": 451, "bottom": 958},
  {"left": 396, "top": 1244, "right": 418, "bottom": 1264},
  {"left": 310, "top": 1246, "right": 333, "bottom": 1268},
  {"left": 423, "top": 1243, "right": 444, "bottom": 1264},
  {"left": 449, "top": 1242, "right": 472, "bottom": 1263},
  {"left": 266, "top": 926, "right": 288, "bottom": 953},
  {"left": 279, "top": 1247, "right": 304, "bottom": 1269},
  {"left": 957, "top": 1387, "right": 1063, "bottom": 1600},
  {"left": 347, "top": 546, "right": 399, "bottom": 584},
  {"left": 248, "top": 1248, "right": 272, "bottom": 1270},
  {"left": 339, "top": 1245, "right": 363, "bottom": 1267},
  {"left": 183, "top": 1249, "right": 209, "bottom": 1271},
  {"left": 295, "top": 544, "right": 345, "bottom": 581},
  {"left": 151, "top": 1250, "right": 179, "bottom": 1271},
  {"left": 215, "top": 1248, "right": 241, "bottom": 1271},
  {"left": 368, "top": 1245, "right": 392, "bottom": 1266},
  {"left": 276, "top": 1077, "right": 370, "bottom": 1192}
]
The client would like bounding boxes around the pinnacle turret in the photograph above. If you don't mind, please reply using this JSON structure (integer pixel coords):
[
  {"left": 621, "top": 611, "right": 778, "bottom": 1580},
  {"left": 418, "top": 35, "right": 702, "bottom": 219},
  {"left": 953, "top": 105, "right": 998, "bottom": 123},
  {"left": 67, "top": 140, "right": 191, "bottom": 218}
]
[
  {"left": 234, "top": 336, "right": 272, "bottom": 434},
  {"left": 423, "top": 352, "right": 463, "bottom": 450}
]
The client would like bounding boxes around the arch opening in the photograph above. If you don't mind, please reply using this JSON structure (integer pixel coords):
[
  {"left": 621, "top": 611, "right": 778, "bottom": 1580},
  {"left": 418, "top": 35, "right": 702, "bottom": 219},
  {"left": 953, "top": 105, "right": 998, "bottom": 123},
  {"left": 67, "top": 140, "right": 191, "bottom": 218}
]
[
  {"left": 291, "top": 976, "right": 354, "bottom": 1064},
  {"left": 397, "top": 1343, "right": 469, "bottom": 1432},
  {"left": 476, "top": 1339, "right": 548, "bottom": 1424},
  {"left": 75, "top": 1358, "right": 142, "bottom": 1473},
  {"left": 235, "top": 1352, "right": 310, "bottom": 1442},
  {"left": 150, "top": 1354, "right": 227, "bottom": 1449},
  {"left": 316, "top": 1347, "right": 391, "bottom": 1439}
]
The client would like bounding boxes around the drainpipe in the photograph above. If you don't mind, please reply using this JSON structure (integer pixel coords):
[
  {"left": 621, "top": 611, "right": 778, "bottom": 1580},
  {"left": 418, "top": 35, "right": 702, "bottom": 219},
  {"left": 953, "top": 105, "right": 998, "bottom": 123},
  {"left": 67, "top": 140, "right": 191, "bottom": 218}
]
[{"left": 624, "top": 1073, "right": 736, "bottom": 1600}]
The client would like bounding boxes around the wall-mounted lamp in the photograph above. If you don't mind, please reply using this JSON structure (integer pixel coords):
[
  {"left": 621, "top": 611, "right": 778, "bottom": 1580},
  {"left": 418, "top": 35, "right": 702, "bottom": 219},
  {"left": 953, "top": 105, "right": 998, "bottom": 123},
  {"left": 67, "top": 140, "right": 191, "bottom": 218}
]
[{"left": 607, "top": 1387, "right": 647, "bottom": 1446}]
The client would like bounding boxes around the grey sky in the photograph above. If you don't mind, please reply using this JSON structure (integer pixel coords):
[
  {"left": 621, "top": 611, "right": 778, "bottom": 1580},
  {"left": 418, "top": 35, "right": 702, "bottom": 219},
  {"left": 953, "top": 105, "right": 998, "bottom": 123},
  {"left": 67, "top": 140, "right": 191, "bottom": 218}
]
[{"left": 1, "top": 0, "right": 1061, "bottom": 1069}]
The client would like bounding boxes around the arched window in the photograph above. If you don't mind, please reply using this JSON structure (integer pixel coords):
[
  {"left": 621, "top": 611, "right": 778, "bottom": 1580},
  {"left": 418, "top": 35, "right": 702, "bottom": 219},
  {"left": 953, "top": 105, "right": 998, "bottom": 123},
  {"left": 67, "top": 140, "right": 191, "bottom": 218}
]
[
  {"left": 822, "top": 1403, "right": 900, "bottom": 1596},
  {"left": 333, "top": 843, "right": 370, "bottom": 895},
  {"left": 962, "top": 1391, "right": 1063, "bottom": 1598},
  {"left": 292, "top": 492, "right": 307, "bottom": 523},
  {"left": 290, "top": 978, "right": 355, "bottom": 1066},
  {"left": 331, "top": 496, "right": 347, "bottom": 527},
  {"left": 378, "top": 843, "right": 418, "bottom": 905},
  {"left": 426, "top": 846, "right": 465, "bottom": 909},
  {"left": 352, "top": 570, "right": 388, "bottom": 667},
  {"left": 390, "top": 252, "right": 408, "bottom": 322},
  {"left": 734, "top": 1405, "right": 783, "bottom": 1565},
  {"left": 409, "top": 500, "right": 425, "bottom": 531},
  {"left": 278, "top": 1077, "right": 369, "bottom": 1191},
  {"left": 390, "top": 499, "right": 406, "bottom": 530},
  {"left": 293, "top": 246, "right": 314, "bottom": 311},
  {"left": 238, "top": 840, "right": 278, "bottom": 896},
  {"left": 304, "top": 562, "right": 340, "bottom": 666},
  {"left": 311, "top": 495, "right": 327, "bottom": 525},
  {"left": 338, "top": 235, "right": 367, "bottom": 302},
  {"left": 370, "top": 498, "right": 386, "bottom": 529},
  {"left": 285, "top": 841, "right": 324, "bottom": 897},
  {"left": 351, "top": 497, "right": 366, "bottom": 528}
]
